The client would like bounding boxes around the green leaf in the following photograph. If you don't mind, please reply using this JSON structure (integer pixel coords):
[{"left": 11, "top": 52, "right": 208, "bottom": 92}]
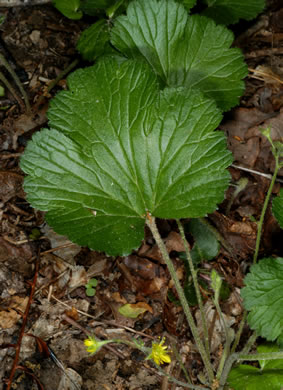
[
  {"left": 273, "top": 190, "right": 283, "bottom": 229},
  {"left": 175, "top": 0, "right": 197, "bottom": 11},
  {"left": 53, "top": 0, "right": 83, "bottom": 19},
  {"left": 85, "top": 278, "right": 98, "bottom": 288},
  {"left": 76, "top": 20, "right": 115, "bottom": 61},
  {"left": 119, "top": 303, "right": 151, "bottom": 318},
  {"left": 0, "top": 85, "right": 4, "bottom": 97},
  {"left": 202, "top": 0, "right": 266, "bottom": 25},
  {"left": 80, "top": 0, "right": 119, "bottom": 15},
  {"left": 211, "top": 269, "right": 222, "bottom": 301},
  {"left": 228, "top": 363, "right": 283, "bottom": 390},
  {"left": 21, "top": 58, "right": 232, "bottom": 256},
  {"left": 241, "top": 257, "right": 283, "bottom": 342},
  {"left": 228, "top": 343, "right": 283, "bottom": 390},
  {"left": 257, "top": 343, "right": 283, "bottom": 370},
  {"left": 86, "top": 287, "right": 96, "bottom": 296},
  {"left": 185, "top": 219, "right": 220, "bottom": 263},
  {"left": 111, "top": 0, "right": 247, "bottom": 111}
]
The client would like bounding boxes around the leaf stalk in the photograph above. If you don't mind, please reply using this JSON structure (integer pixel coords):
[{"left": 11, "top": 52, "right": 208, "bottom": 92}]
[{"left": 146, "top": 215, "right": 215, "bottom": 384}]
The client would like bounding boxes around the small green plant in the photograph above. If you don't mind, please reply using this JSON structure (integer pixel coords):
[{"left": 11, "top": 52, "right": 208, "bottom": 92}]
[
  {"left": 84, "top": 278, "right": 98, "bottom": 297},
  {"left": 19, "top": 0, "right": 283, "bottom": 389}
]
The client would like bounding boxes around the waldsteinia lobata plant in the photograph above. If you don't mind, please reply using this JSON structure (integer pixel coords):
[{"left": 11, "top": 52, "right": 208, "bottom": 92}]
[{"left": 20, "top": 0, "right": 283, "bottom": 388}]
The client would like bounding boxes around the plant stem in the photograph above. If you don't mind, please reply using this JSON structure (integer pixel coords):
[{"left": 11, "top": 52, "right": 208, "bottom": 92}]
[
  {"left": 146, "top": 216, "right": 214, "bottom": 384},
  {"left": 230, "top": 311, "right": 247, "bottom": 354},
  {"left": 237, "top": 351, "right": 283, "bottom": 361},
  {"left": 177, "top": 220, "right": 210, "bottom": 358},
  {"left": 0, "top": 71, "right": 24, "bottom": 110},
  {"left": 0, "top": 53, "right": 31, "bottom": 113},
  {"left": 171, "top": 340, "right": 192, "bottom": 385},
  {"left": 241, "top": 331, "right": 257, "bottom": 355},
  {"left": 153, "top": 363, "right": 210, "bottom": 390},
  {"left": 113, "top": 337, "right": 209, "bottom": 389},
  {"left": 219, "top": 331, "right": 257, "bottom": 388},
  {"left": 214, "top": 299, "right": 231, "bottom": 380},
  {"left": 253, "top": 154, "right": 279, "bottom": 264}
]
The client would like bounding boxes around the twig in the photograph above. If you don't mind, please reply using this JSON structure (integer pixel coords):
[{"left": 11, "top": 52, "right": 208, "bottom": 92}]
[
  {"left": 0, "top": 53, "right": 31, "bottom": 113},
  {"left": 231, "top": 164, "right": 283, "bottom": 184},
  {"left": 0, "top": 0, "right": 52, "bottom": 6},
  {"left": 0, "top": 71, "right": 25, "bottom": 110},
  {"left": 4, "top": 251, "right": 40, "bottom": 390},
  {"left": 35, "top": 58, "right": 79, "bottom": 108},
  {"left": 52, "top": 295, "right": 155, "bottom": 339}
]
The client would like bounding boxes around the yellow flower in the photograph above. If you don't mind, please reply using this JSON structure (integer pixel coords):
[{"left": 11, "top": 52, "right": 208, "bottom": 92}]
[
  {"left": 146, "top": 338, "right": 171, "bottom": 365},
  {"left": 84, "top": 336, "right": 110, "bottom": 355}
]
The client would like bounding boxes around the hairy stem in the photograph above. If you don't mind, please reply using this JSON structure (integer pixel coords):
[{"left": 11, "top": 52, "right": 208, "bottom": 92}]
[
  {"left": 253, "top": 154, "right": 279, "bottom": 264},
  {"left": 219, "top": 332, "right": 257, "bottom": 388},
  {"left": 214, "top": 299, "right": 231, "bottom": 380},
  {"left": 171, "top": 340, "right": 192, "bottom": 385},
  {"left": 230, "top": 311, "right": 247, "bottom": 354},
  {"left": 146, "top": 216, "right": 214, "bottom": 384},
  {"left": 177, "top": 220, "right": 210, "bottom": 358}
]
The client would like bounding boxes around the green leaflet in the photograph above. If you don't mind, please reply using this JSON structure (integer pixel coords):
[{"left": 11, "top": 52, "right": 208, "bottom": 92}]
[
  {"left": 53, "top": 0, "right": 83, "bottom": 19},
  {"left": 241, "top": 257, "right": 283, "bottom": 343},
  {"left": 21, "top": 58, "right": 232, "bottom": 256},
  {"left": 111, "top": 0, "right": 247, "bottom": 111},
  {"left": 202, "top": 0, "right": 266, "bottom": 25},
  {"left": 272, "top": 189, "right": 283, "bottom": 230}
]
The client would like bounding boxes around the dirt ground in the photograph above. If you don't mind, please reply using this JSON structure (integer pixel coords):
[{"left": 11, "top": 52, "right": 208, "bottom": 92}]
[{"left": 0, "top": 1, "right": 283, "bottom": 389}]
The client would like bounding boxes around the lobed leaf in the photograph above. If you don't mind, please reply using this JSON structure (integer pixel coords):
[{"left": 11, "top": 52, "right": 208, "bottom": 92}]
[
  {"left": 241, "top": 257, "right": 283, "bottom": 342},
  {"left": 202, "top": 0, "right": 266, "bottom": 25},
  {"left": 21, "top": 58, "right": 232, "bottom": 256},
  {"left": 111, "top": 0, "right": 247, "bottom": 111}
]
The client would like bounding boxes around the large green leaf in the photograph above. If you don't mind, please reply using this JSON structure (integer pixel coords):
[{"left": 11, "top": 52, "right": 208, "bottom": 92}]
[
  {"left": 110, "top": 0, "right": 247, "bottom": 111},
  {"left": 228, "top": 343, "right": 283, "bottom": 390},
  {"left": 21, "top": 58, "right": 232, "bottom": 256},
  {"left": 202, "top": 0, "right": 266, "bottom": 25},
  {"left": 241, "top": 257, "right": 283, "bottom": 342},
  {"left": 272, "top": 189, "right": 283, "bottom": 229}
]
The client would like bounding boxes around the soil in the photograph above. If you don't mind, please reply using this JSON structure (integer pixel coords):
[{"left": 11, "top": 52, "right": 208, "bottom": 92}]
[{"left": 0, "top": 1, "right": 282, "bottom": 389}]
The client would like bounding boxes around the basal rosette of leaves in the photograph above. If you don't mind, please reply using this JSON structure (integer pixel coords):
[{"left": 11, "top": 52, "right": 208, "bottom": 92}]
[
  {"left": 241, "top": 257, "right": 283, "bottom": 344},
  {"left": 20, "top": 58, "right": 232, "bottom": 256},
  {"left": 109, "top": 0, "right": 248, "bottom": 111}
]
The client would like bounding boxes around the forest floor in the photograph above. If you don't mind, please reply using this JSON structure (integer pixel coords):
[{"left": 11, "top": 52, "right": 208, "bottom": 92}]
[{"left": 0, "top": 1, "right": 283, "bottom": 389}]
